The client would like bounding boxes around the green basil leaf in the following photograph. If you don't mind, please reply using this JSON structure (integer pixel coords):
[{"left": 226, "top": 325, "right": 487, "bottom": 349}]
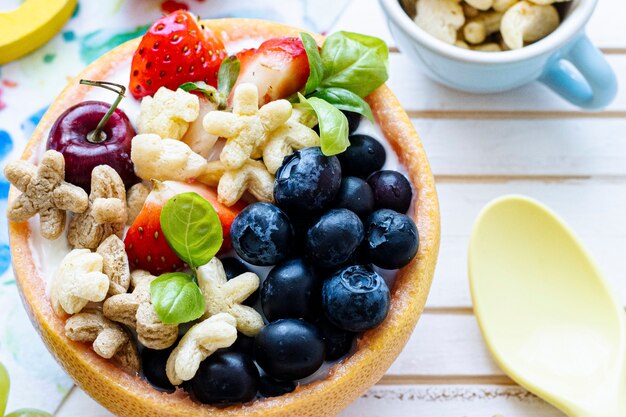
[
  {"left": 0, "top": 362, "right": 9, "bottom": 417},
  {"left": 178, "top": 81, "right": 219, "bottom": 104},
  {"left": 298, "top": 93, "right": 349, "bottom": 156},
  {"left": 217, "top": 56, "right": 240, "bottom": 101},
  {"left": 320, "top": 31, "right": 389, "bottom": 98},
  {"left": 160, "top": 192, "right": 223, "bottom": 269},
  {"left": 6, "top": 409, "right": 54, "bottom": 417},
  {"left": 300, "top": 32, "right": 323, "bottom": 95},
  {"left": 311, "top": 87, "right": 374, "bottom": 122},
  {"left": 150, "top": 272, "right": 206, "bottom": 324}
]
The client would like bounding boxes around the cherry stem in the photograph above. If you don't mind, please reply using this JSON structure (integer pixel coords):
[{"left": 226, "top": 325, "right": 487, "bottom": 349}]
[{"left": 79, "top": 79, "right": 126, "bottom": 144}]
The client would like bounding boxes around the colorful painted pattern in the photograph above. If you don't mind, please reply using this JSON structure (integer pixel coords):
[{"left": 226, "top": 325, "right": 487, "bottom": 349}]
[{"left": 0, "top": 0, "right": 350, "bottom": 412}]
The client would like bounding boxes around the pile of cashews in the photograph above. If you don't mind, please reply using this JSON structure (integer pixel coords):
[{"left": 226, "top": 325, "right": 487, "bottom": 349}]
[{"left": 407, "top": 0, "right": 569, "bottom": 52}]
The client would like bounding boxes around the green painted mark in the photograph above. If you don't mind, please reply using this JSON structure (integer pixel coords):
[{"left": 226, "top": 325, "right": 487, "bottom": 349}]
[
  {"left": 42, "top": 53, "right": 56, "bottom": 64},
  {"left": 62, "top": 30, "right": 76, "bottom": 42},
  {"left": 3, "top": 279, "right": 15, "bottom": 286},
  {"left": 71, "top": 2, "right": 80, "bottom": 18},
  {"left": 112, "top": 0, "right": 125, "bottom": 14},
  {"left": 79, "top": 25, "right": 150, "bottom": 64}
]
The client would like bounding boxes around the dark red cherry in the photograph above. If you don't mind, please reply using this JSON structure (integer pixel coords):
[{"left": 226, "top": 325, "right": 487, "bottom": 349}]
[{"left": 47, "top": 80, "right": 138, "bottom": 192}]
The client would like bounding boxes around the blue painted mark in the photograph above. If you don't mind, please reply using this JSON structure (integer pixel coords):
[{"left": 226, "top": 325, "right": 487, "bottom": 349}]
[
  {"left": 20, "top": 106, "right": 49, "bottom": 138},
  {"left": 0, "top": 131, "right": 13, "bottom": 276},
  {"left": 0, "top": 130, "right": 13, "bottom": 160},
  {"left": 0, "top": 244, "right": 9, "bottom": 275},
  {"left": 62, "top": 30, "right": 76, "bottom": 42}
]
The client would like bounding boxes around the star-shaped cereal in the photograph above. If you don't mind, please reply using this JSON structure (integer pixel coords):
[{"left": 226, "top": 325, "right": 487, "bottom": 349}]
[
  {"left": 263, "top": 108, "right": 320, "bottom": 174},
  {"left": 50, "top": 249, "right": 110, "bottom": 316},
  {"left": 137, "top": 87, "right": 199, "bottom": 140},
  {"left": 103, "top": 270, "right": 178, "bottom": 350},
  {"left": 166, "top": 313, "right": 237, "bottom": 385},
  {"left": 4, "top": 150, "right": 89, "bottom": 240},
  {"left": 68, "top": 165, "right": 127, "bottom": 250},
  {"left": 203, "top": 83, "right": 292, "bottom": 170},
  {"left": 65, "top": 309, "right": 140, "bottom": 374},
  {"left": 200, "top": 159, "right": 274, "bottom": 207},
  {"left": 197, "top": 258, "right": 264, "bottom": 336}
]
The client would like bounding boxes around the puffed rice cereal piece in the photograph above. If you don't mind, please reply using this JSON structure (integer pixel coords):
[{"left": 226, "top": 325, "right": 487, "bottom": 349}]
[
  {"left": 166, "top": 313, "right": 237, "bottom": 385},
  {"left": 4, "top": 150, "right": 88, "bottom": 240},
  {"left": 197, "top": 258, "right": 264, "bottom": 336},
  {"left": 68, "top": 165, "right": 127, "bottom": 250},
  {"left": 131, "top": 133, "right": 207, "bottom": 182},
  {"left": 50, "top": 249, "right": 109, "bottom": 316},
  {"left": 96, "top": 235, "right": 130, "bottom": 296},
  {"left": 137, "top": 87, "right": 199, "bottom": 140},
  {"left": 103, "top": 270, "right": 178, "bottom": 350},
  {"left": 203, "top": 83, "right": 292, "bottom": 170},
  {"left": 65, "top": 309, "right": 140, "bottom": 374},
  {"left": 263, "top": 108, "right": 320, "bottom": 174}
]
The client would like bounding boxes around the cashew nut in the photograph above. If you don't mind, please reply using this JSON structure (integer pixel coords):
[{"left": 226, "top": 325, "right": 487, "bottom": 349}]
[
  {"left": 501, "top": 1, "right": 560, "bottom": 49},
  {"left": 464, "top": 0, "right": 493, "bottom": 11},
  {"left": 472, "top": 42, "right": 503, "bottom": 52},
  {"left": 414, "top": 0, "right": 465, "bottom": 45},
  {"left": 493, "top": 0, "right": 518, "bottom": 11},
  {"left": 528, "top": 0, "right": 570, "bottom": 4},
  {"left": 462, "top": 2, "right": 480, "bottom": 18},
  {"left": 463, "top": 11, "right": 503, "bottom": 44},
  {"left": 166, "top": 313, "right": 237, "bottom": 385},
  {"left": 50, "top": 249, "right": 109, "bottom": 316}
]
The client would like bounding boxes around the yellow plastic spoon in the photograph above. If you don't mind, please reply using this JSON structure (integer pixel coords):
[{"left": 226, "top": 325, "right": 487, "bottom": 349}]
[
  {"left": 0, "top": 0, "right": 76, "bottom": 65},
  {"left": 469, "top": 195, "right": 626, "bottom": 417}
]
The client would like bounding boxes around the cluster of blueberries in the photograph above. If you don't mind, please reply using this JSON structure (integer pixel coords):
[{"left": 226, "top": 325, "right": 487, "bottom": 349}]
[{"left": 141, "top": 114, "right": 420, "bottom": 405}]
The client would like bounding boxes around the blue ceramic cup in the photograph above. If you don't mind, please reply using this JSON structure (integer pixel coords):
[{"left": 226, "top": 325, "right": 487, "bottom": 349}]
[{"left": 379, "top": 0, "right": 617, "bottom": 109}]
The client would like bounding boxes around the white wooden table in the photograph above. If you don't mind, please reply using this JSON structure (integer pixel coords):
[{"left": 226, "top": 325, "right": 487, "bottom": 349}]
[{"left": 47, "top": 0, "right": 626, "bottom": 415}]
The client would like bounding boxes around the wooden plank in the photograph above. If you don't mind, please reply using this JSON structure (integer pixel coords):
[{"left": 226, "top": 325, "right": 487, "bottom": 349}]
[
  {"left": 388, "top": 54, "right": 626, "bottom": 112},
  {"left": 56, "top": 383, "right": 566, "bottom": 417},
  {"left": 342, "top": 384, "right": 565, "bottom": 417},
  {"left": 412, "top": 118, "right": 626, "bottom": 177},
  {"left": 389, "top": 314, "right": 501, "bottom": 376},
  {"left": 331, "top": 0, "right": 626, "bottom": 51},
  {"left": 423, "top": 180, "right": 626, "bottom": 308}
]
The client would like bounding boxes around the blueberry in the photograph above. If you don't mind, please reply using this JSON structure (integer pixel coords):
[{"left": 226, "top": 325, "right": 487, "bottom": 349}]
[
  {"left": 367, "top": 170, "right": 412, "bottom": 213},
  {"left": 258, "top": 375, "right": 296, "bottom": 397},
  {"left": 338, "top": 135, "right": 386, "bottom": 178},
  {"left": 221, "top": 256, "right": 258, "bottom": 306},
  {"left": 316, "top": 317, "right": 356, "bottom": 360},
  {"left": 334, "top": 177, "right": 375, "bottom": 218},
  {"left": 230, "top": 203, "right": 294, "bottom": 266},
  {"left": 306, "top": 209, "right": 364, "bottom": 269},
  {"left": 190, "top": 351, "right": 259, "bottom": 405},
  {"left": 229, "top": 332, "right": 255, "bottom": 356},
  {"left": 274, "top": 147, "right": 342, "bottom": 213},
  {"left": 141, "top": 347, "right": 175, "bottom": 392},
  {"left": 365, "top": 209, "right": 419, "bottom": 269},
  {"left": 343, "top": 111, "right": 361, "bottom": 134},
  {"left": 322, "top": 265, "right": 390, "bottom": 332},
  {"left": 254, "top": 319, "right": 325, "bottom": 380},
  {"left": 262, "top": 259, "right": 320, "bottom": 321}
]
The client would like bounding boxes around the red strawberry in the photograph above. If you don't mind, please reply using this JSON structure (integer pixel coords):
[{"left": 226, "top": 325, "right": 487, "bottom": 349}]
[
  {"left": 130, "top": 11, "right": 226, "bottom": 99},
  {"left": 233, "top": 37, "right": 310, "bottom": 105},
  {"left": 124, "top": 181, "right": 245, "bottom": 275}
]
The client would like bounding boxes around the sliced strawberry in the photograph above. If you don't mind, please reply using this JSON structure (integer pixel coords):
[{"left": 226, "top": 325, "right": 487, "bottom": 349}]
[
  {"left": 233, "top": 37, "right": 310, "bottom": 105},
  {"left": 130, "top": 11, "right": 226, "bottom": 99},
  {"left": 124, "top": 181, "right": 245, "bottom": 275}
]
